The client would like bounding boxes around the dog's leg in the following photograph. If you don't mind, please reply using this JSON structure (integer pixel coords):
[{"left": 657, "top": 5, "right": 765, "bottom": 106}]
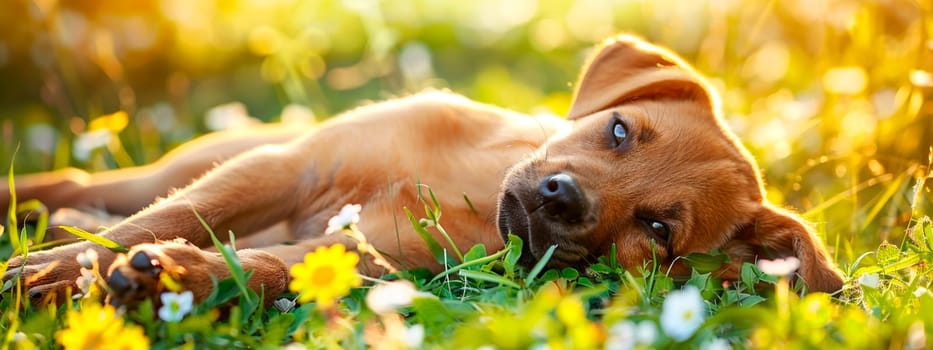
[
  {"left": 104, "top": 240, "right": 289, "bottom": 308},
  {"left": 104, "top": 235, "right": 359, "bottom": 308},
  {"left": 1, "top": 125, "right": 300, "bottom": 218},
  {"left": 4, "top": 142, "right": 309, "bottom": 303}
]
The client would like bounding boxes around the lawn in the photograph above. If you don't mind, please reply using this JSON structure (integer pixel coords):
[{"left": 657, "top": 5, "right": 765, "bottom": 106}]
[{"left": 1, "top": 0, "right": 932, "bottom": 349}]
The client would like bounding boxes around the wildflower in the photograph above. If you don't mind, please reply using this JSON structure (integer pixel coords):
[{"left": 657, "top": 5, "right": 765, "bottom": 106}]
[
  {"left": 289, "top": 244, "right": 362, "bottom": 307},
  {"left": 76, "top": 268, "right": 96, "bottom": 295},
  {"left": 205, "top": 102, "right": 256, "bottom": 131},
  {"left": 366, "top": 280, "right": 427, "bottom": 315},
  {"left": 56, "top": 303, "right": 149, "bottom": 350},
  {"left": 73, "top": 129, "right": 111, "bottom": 162},
  {"left": 403, "top": 324, "right": 425, "bottom": 348},
  {"left": 76, "top": 249, "right": 98, "bottom": 269},
  {"left": 605, "top": 322, "right": 637, "bottom": 350},
  {"left": 158, "top": 291, "right": 194, "bottom": 322},
  {"left": 913, "top": 287, "right": 928, "bottom": 298},
  {"left": 634, "top": 321, "right": 658, "bottom": 345},
  {"left": 606, "top": 320, "right": 657, "bottom": 350},
  {"left": 858, "top": 273, "right": 880, "bottom": 289},
  {"left": 555, "top": 298, "right": 601, "bottom": 349},
  {"left": 660, "top": 286, "right": 706, "bottom": 342},
  {"left": 756, "top": 256, "right": 800, "bottom": 277},
  {"left": 325, "top": 204, "right": 362, "bottom": 234},
  {"left": 700, "top": 338, "right": 732, "bottom": 350}
]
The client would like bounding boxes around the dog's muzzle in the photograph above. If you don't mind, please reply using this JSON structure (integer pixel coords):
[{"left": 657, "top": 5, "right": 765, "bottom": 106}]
[{"left": 497, "top": 172, "right": 593, "bottom": 268}]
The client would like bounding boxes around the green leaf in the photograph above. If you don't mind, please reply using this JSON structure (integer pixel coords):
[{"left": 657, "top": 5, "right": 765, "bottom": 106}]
[
  {"left": 737, "top": 294, "right": 766, "bottom": 307},
  {"left": 191, "top": 204, "right": 252, "bottom": 305},
  {"left": 740, "top": 263, "right": 760, "bottom": 291},
  {"left": 876, "top": 242, "right": 899, "bottom": 266},
  {"left": 560, "top": 267, "right": 580, "bottom": 280},
  {"left": 589, "top": 263, "right": 612, "bottom": 274},
  {"left": 16, "top": 200, "right": 49, "bottom": 244},
  {"left": 405, "top": 207, "right": 446, "bottom": 265},
  {"left": 202, "top": 276, "right": 245, "bottom": 309},
  {"left": 463, "top": 244, "right": 487, "bottom": 263},
  {"left": 541, "top": 269, "right": 560, "bottom": 282},
  {"left": 57, "top": 226, "right": 128, "bottom": 253},
  {"left": 686, "top": 271, "right": 711, "bottom": 291},
  {"left": 458, "top": 269, "right": 521, "bottom": 289},
  {"left": 683, "top": 251, "right": 730, "bottom": 273},
  {"left": 503, "top": 234, "right": 523, "bottom": 275},
  {"left": 428, "top": 248, "right": 508, "bottom": 285},
  {"left": 526, "top": 244, "right": 557, "bottom": 284}
]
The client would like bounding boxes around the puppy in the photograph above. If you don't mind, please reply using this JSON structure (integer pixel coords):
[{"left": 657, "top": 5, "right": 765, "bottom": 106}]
[{"left": 2, "top": 35, "right": 845, "bottom": 306}]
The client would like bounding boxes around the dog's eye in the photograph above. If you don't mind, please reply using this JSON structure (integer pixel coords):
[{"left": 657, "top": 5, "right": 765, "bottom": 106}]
[
  {"left": 612, "top": 120, "right": 628, "bottom": 146},
  {"left": 641, "top": 218, "right": 671, "bottom": 243}
]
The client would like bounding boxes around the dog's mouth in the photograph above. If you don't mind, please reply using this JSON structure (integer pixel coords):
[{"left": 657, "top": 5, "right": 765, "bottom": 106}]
[
  {"left": 497, "top": 187, "right": 597, "bottom": 269},
  {"left": 497, "top": 190, "right": 538, "bottom": 267}
]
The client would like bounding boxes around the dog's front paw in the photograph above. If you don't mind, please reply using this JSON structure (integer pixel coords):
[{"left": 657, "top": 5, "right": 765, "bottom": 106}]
[
  {"left": 105, "top": 240, "right": 210, "bottom": 308},
  {"left": 104, "top": 240, "right": 290, "bottom": 308},
  {"left": 2, "top": 242, "right": 117, "bottom": 305}
]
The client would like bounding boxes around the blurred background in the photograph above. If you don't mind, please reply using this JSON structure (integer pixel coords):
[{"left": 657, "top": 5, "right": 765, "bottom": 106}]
[{"left": 0, "top": 0, "right": 930, "bottom": 262}]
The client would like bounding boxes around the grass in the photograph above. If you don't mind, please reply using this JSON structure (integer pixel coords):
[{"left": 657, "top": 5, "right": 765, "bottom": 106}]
[
  {"left": 0, "top": 172, "right": 932, "bottom": 348},
  {"left": 1, "top": 0, "right": 933, "bottom": 348}
]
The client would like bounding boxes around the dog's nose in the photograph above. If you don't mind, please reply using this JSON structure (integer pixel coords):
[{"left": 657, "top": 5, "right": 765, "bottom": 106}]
[{"left": 538, "top": 173, "right": 587, "bottom": 224}]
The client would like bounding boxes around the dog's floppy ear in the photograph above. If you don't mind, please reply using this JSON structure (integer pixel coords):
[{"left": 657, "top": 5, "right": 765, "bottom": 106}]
[
  {"left": 568, "top": 35, "right": 716, "bottom": 119},
  {"left": 727, "top": 204, "right": 845, "bottom": 293}
]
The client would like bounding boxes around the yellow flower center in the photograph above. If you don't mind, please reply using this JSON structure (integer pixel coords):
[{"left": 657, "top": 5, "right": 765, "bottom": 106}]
[
  {"left": 682, "top": 310, "right": 694, "bottom": 320},
  {"left": 313, "top": 265, "right": 336, "bottom": 286}
]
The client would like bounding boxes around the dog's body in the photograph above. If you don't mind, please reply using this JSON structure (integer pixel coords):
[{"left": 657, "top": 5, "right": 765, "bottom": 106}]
[{"left": 2, "top": 36, "right": 845, "bottom": 306}]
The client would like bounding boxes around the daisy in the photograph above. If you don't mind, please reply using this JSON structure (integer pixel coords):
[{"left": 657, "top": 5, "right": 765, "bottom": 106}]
[
  {"left": 158, "top": 291, "right": 194, "bottom": 322},
  {"left": 660, "top": 286, "right": 706, "bottom": 341},
  {"left": 325, "top": 204, "right": 362, "bottom": 234}
]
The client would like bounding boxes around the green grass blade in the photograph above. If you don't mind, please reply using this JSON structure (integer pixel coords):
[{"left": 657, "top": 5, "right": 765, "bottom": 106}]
[
  {"left": 458, "top": 269, "right": 520, "bottom": 289},
  {"left": 525, "top": 244, "right": 556, "bottom": 284},
  {"left": 7, "top": 158, "right": 19, "bottom": 251},
  {"left": 57, "top": 226, "right": 128, "bottom": 253},
  {"left": 15, "top": 199, "right": 49, "bottom": 244},
  {"left": 429, "top": 248, "right": 508, "bottom": 285},
  {"left": 190, "top": 207, "right": 253, "bottom": 305},
  {"left": 404, "top": 206, "right": 446, "bottom": 265}
]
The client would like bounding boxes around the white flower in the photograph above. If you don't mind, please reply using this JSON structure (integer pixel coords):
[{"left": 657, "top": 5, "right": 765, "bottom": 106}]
[
  {"left": 606, "top": 320, "right": 658, "bottom": 350},
  {"left": 282, "top": 343, "right": 308, "bottom": 350},
  {"left": 76, "top": 249, "right": 98, "bottom": 269},
  {"left": 73, "top": 129, "right": 111, "bottom": 161},
  {"left": 756, "top": 256, "right": 800, "bottom": 277},
  {"left": 366, "top": 280, "right": 428, "bottom": 315},
  {"left": 634, "top": 321, "right": 658, "bottom": 345},
  {"left": 700, "top": 338, "right": 732, "bottom": 350},
  {"left": 205, "top": 102, "right": 255, "bottom": 131},
  {"left": 913, "top": 287, "right": 928, "bottom": 297},
  {"left": 660, "top": 286, "right": 706, "bottom": 342},
  {"left": 325, "top": 204, "right": 362, "bottom": 234},
  {"left": 75, "top": 268, "right": 96, "bottom": 295},
  {"left": 403, "top": 324, "right": 425, "bottom": 348},
  {"left": 858, "top": 273, "right": 880, "bottom": 289},
  {"left": 605, "top": 321, "right": 636, "bottom": 350},
  {"left": 158, "top": 291, "right": 194, "bottom": 322},
  {"left": 12, "top": 332, "right": 26, "bottom": 342}
]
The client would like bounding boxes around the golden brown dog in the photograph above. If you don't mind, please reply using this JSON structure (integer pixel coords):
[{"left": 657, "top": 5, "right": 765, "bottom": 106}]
[{"left": 1, "top": 36, "right": 845, "bottom": 306}]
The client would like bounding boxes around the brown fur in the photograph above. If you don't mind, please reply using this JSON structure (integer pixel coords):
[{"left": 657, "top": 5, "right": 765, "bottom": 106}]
[{"left": 2, "top": 35, "right": 845, "bottom": 306}]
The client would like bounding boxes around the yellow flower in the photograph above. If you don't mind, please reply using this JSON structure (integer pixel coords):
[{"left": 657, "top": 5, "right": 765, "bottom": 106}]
[
  {"left": 289, "top": 244, "right": 362, "bottom": 308},
  {"left": 56, "top": 303, "right": 149, "bottom": 350}
]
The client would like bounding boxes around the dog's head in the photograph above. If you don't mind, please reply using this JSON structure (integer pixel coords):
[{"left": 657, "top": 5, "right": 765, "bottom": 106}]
[{"left": 497, "top": 35, "right": 844, "bottom": 293}]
